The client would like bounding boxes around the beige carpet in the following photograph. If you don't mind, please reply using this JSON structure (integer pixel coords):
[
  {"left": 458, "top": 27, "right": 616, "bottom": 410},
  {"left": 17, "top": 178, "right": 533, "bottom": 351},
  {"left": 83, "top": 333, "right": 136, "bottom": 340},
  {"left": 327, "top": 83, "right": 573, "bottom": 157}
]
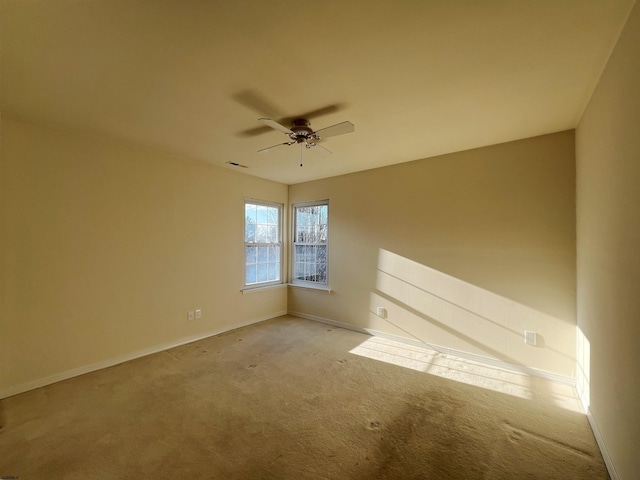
[{"left": 0, "top": 315, "right": 608, "bottom": 479}]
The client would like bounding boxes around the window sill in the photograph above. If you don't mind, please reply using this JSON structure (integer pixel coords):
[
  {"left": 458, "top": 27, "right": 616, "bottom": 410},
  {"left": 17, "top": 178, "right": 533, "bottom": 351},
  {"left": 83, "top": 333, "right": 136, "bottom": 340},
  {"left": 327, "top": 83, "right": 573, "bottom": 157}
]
[
  {"left": 287, "top": 283, "right": 332, "bottom": 293},
  {"left": 241, "top": 283, "right": 287, "bottom": 295}
]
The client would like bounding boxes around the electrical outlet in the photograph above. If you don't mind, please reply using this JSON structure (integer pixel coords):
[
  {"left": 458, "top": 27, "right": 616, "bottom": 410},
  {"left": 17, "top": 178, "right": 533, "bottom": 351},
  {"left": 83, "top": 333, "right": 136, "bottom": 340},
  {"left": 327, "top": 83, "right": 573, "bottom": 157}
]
[
  {"left": 187, "top": 310, "right": 195, "bottom": 321},
  {"left": 376, "top": 307, "right": 387, "bottom": 318},
  {"left": 195, "top": 309, "right": 202, "bottom": 319},
  {"left": 524, "top": 330, "right": 537, "bottom": 346}
]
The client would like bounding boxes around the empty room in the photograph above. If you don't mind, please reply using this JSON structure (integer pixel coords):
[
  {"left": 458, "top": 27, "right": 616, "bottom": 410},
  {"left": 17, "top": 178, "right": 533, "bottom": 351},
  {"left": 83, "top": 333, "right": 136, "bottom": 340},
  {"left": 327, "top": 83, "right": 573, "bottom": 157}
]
[{"left": 1, "top": 1, "right": 639, "bottom": 479}]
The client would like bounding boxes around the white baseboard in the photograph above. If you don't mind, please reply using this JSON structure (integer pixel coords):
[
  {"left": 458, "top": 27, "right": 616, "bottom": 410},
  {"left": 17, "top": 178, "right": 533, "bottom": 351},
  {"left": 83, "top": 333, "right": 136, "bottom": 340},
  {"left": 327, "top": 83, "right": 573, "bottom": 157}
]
[
  {"left": 289, "top": 311, "right": 576, "bottom": 386},
  {"left": 586, "top": 408, "right": 619, "bottom": 480},
  {"left": 0, "top": 311, "right": 286, "bottom": 400}
]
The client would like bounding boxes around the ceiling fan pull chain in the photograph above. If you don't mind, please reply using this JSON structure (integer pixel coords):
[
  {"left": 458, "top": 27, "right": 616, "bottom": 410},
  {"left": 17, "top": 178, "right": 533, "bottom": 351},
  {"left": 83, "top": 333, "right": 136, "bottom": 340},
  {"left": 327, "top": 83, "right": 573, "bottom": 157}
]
[{"left": 300, "top": 143, "right": 303, "bottom": 167}]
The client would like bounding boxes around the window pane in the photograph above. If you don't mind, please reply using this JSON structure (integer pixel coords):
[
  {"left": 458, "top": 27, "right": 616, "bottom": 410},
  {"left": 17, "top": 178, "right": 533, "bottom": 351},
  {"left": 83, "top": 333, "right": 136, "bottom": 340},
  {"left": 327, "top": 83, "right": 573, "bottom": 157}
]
[
  {"left": 320, "top": 206, "right": 327, "bottom": 224},
  {"left": 319, "top": 224, "right": 327, "bottom": 243},
  {"left": 318, "top": 263, "right": 327, "bottom": 278},
  {"left": 255, "top": 225, "right": 267, "bottom": 243},
  {"left": 246, "top": 246, "right": 257, "bottom": 264},
  {"left": 257, "top": 246, "right": 268, "bottom": 263},
  {"left": 257, "top": 205, "right": 268, "bottom": 224},
  {"left": 245, "top": 223, "right": 256, "bottom": 243},
  {"left": 317, "top": 246, "right": 327, "bottom": 283},
  {"left": 268, "top": 262, "right": 280, "bottom": 282},
  {"left": 246, "top": 264, "right": 257, "bottom": 284},
  {"left": 296, "top": 210, "right": 306, "bottom": 232},
  {"left": 257, "top": 263, "right": 268, "bottom": 282},
  {"left": 294, "top": 261, "right": 303, "bottom": 280},
  {"left": 317, "top": 245, "right": 327, "bottom": 264},
  {"left": 267, "top": 225, "right": 277, "bottom": 243},
  {"left": 267, "top": 207, "right": 278, "bottom": 225},
  {"left": 308, "top": 262, "right": 317, "bottom": 279},
  {"left": 245, "top": 204, "right": 257, "bottom": 224}
]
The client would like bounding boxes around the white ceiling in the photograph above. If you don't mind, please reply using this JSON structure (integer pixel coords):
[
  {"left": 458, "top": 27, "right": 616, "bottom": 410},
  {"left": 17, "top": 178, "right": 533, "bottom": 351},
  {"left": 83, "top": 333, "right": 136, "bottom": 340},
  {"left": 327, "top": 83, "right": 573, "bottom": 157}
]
[{"left": 1, "top": 0, "right": 634, "bottom": 185}]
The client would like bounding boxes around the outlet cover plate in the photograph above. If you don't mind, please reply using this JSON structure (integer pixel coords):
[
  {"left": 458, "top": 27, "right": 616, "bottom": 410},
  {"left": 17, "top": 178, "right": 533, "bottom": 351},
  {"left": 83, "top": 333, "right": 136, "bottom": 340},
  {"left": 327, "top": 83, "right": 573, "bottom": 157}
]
[{"left": 524, "top": 330, "right": 537, "bottom": 346}]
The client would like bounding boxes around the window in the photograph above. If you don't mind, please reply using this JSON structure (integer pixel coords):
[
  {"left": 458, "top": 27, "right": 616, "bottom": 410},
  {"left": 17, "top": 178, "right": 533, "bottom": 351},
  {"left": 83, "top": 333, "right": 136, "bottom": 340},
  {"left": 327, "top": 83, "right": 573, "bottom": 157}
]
[
  {"left": 292, "top": 200, "right": 328, "bottom": 286},
  {"left": 244, "top": 200, "right": 282, "bottom": 287}
]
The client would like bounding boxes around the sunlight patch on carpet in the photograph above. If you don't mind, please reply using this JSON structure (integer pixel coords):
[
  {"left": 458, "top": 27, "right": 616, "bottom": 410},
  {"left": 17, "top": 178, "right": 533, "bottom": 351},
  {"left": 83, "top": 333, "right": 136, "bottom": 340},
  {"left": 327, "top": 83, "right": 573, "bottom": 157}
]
[{"left": 349, "top": 336, "right": 583, "bottom": 412}]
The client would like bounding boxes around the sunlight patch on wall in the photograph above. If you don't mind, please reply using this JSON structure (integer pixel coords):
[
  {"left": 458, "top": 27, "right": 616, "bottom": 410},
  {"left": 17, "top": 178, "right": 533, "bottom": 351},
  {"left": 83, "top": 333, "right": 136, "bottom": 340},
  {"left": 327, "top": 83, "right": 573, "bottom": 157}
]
[
  {"left": 371, "top": 249, "right": 576, "bottom": 380},
  {"left": 576, "top": 326, "right": 591, "bottom": 411}
]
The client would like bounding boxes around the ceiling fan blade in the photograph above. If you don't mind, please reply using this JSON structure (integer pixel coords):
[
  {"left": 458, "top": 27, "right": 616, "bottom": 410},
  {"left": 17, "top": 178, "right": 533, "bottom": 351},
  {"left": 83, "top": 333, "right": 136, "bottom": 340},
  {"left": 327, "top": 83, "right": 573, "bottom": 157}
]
[
  {"left": 299, "top": 104, "right": 343, "bottom": 119},
  {"left": 309, "top": 143, "right": 332, "bottom": 158},
  {"left": 281, "top": 104, "right": 344, "bottom": 126},
  {"left": 257, "top": 142, "right": 294, "bottom": 153},
  {"left": 315, "top": 121, "right": 355, "bottom": 139},
  {"left": 233, "top": 90, "right": 284, "bottom": 119},
  {"left": 259, "top": 118, "right": 294, "bottom": 135},
  {"left": 237, "top": 125, "right": 273, "bottom": 137}
]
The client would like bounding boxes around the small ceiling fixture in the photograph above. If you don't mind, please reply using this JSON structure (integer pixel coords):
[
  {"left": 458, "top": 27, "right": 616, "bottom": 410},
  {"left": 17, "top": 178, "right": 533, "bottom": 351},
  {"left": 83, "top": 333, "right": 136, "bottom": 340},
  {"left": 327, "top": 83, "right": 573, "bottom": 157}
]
[{"left": 226, "top": 161, "right": 248, "bottom": 168}]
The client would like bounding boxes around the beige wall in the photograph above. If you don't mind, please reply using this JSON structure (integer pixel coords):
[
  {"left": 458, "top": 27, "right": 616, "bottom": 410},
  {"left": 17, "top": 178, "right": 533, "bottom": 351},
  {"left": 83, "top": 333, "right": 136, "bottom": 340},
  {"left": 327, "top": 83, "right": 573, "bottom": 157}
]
[
  {"left": 0, "top": 116, "right": 288, "bottom": 395},
  {"left": 289, "top": 131, "right": 576, "bottom": 377},
  {"left": 576, "top": 2, "right": 640, "bottom": 479}
]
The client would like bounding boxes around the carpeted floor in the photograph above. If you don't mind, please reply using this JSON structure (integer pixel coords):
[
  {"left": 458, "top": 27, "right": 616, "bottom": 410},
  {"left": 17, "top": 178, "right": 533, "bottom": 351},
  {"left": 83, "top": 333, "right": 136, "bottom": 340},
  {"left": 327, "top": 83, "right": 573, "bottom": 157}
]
[{"left": 0, "top": 315, "right": 608, "bottom": 479}]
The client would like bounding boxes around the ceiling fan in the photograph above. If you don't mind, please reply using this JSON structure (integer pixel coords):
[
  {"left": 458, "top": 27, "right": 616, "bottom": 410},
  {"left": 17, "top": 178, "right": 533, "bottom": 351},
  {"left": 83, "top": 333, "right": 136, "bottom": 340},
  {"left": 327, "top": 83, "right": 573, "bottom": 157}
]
[{"left": 257, "top": 118, "right": 355, "bottom": 157}]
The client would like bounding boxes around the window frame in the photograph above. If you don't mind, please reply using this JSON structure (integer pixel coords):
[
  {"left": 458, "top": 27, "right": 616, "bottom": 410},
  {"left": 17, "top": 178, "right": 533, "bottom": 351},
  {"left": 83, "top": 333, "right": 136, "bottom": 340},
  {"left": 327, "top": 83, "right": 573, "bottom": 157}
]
[
  {"left": 243, "top": 199, "right": 283, "bottom": 289},
  {"left": 291, "top": 199, "right": 329, "bottom": 288}
]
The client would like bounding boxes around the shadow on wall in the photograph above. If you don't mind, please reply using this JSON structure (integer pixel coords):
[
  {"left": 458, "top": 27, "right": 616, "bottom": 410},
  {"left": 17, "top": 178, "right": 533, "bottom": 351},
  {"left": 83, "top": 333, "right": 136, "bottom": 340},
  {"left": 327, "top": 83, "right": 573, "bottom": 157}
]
[{"left": 367, "top": 249, "right": 579, "bottom": 380}]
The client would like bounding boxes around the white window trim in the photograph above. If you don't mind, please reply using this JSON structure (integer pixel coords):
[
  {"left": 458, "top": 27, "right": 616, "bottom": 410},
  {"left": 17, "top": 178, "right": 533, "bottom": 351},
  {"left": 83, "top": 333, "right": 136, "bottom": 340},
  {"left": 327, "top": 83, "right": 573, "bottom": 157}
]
[
  {"left": 242, "top": 283, "right": 287, "bottom": 295},
  {"left": 291, "top": 199, "right": 329, "bottom": 288},
  {"left": 287, "top": 283, "right": 332, "bottom": 293},
  {"left": 243, "top": 198, "right": 284, "bottom": 290}
]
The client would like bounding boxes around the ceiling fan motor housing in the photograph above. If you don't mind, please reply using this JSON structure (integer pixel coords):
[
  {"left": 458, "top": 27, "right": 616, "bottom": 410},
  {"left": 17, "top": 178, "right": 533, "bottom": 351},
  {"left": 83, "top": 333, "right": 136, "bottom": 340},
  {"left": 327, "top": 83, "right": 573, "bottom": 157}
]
[{"left": 289, "top": 118, "right": 319, "bottom": 143}]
